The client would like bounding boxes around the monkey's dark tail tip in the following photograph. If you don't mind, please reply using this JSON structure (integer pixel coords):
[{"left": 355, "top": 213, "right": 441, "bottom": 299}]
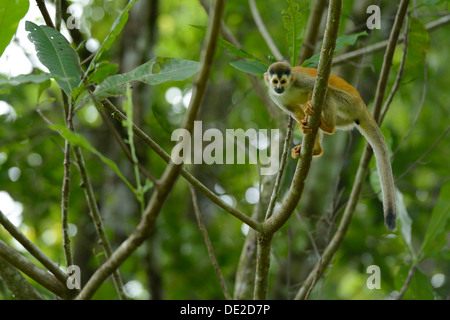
[{"left": 385, "top": 211, "right": 396, "bottom": 231}]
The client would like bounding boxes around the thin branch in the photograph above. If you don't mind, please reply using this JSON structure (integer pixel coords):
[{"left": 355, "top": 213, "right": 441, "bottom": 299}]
[
  {"left": 0, "top": 257, "right": 43, "bottom": 300},
  {"left": 55, "top": 0, "right": 62, "bottom": 31},
  {"left": 100, "top": 99, "right": 259, "bottom": 230},
  {"left": 0, "top": 239, "right": 69, "bottom": 298},
  {"left": 36, "top": 0, "right": 55, "bottom": 29},
  {"left": 332, "top": 14, "right": 450, "bottom": 66},
  {"left": 295, "top": 0, "right": 411, "bottom": 300},
  {"left": 249, "top": 0, "right": 284, "bottom": 61},
  {"left": 253, "top": 0, "right": 343, "bottom": 300},
  {"left": 298, "top": 0, "right": 327, "bottom": 65},
  {"left": 395, "top": 126, "right": 449, "bottom": 181},
  {"left": 71, "top": 143, "right": 126, "bottom": 299},
  {"left": 98, "top": 102, "right": 159, "bottom": 186},
  {"left": 391, "top": 58, "right": 428, "bottom": 157},
  {"left": 0, "top": 209, "right": 69, "bottom": 286},
  {"left": 395, "top": 265, "right": 416, "bottom": 300},
  {"left": 189, "top": 185, "right": 231, "bottom": 300},
  {"left": 75, "top": 0, "right": 226, "bottom": 300},
  {"left": 199, "top": 0, "right": 283, "bottom": 123},
  {"left": 264, "top": 116, "right": 294, "bottom": 220},
  {"left": 61, "top": 139, "right": 73, "bottom": 268},
  {"left": 380, "top": 16, "right": 410, "bottom": 124}
]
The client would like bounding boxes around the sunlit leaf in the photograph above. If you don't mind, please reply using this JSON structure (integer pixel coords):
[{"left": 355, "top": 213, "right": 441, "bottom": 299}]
[
  {"left": 0, "top": 0, "right": 29, "bottom": 57},
  {"left": 229, "top": 60, "right": 268, "bottom": 75},
  {"left": 282, "top": 0, "right": 309, "bottom": 66},
  {"left": 86, "top": 0, "right": 137, "bottom": 74},
  {"left": 26, "top": 21, "right": 81, "bottom": 96},
  {"left": 93, "top": 57, "right": 199, "bottom": 99}
]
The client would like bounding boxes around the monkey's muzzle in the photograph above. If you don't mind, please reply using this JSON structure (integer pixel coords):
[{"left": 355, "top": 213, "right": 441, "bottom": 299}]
[{"left": 274, "top": 87, "right": 284, "bottom": 94}]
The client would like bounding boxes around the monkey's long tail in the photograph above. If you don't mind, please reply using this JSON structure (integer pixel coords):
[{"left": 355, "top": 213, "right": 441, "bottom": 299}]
[{"left": 357, "top": 118, "right": 396, "bottom": 230}]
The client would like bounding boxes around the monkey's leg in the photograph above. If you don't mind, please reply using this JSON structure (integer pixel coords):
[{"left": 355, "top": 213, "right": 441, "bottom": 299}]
[{"left": 291, "top": 130, "right": 323, "bottom": 158}]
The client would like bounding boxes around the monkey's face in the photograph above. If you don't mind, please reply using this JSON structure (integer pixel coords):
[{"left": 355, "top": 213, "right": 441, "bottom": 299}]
[{"left": 264, "top": 62, "right": 293, "bottom": 95}]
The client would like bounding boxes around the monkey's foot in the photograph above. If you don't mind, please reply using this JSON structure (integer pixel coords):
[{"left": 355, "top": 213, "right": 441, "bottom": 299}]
[
  {"left": 303, "top": 102, "right": 315, "bottom": 115},
  {"left": 291, "top": 145, "right": 302, "bottom": 159},
  {"left": 291, "top": 144, "right": 323, "bottom": 159}
]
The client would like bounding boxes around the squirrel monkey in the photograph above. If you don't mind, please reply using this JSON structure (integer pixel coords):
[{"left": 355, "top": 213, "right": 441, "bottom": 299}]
[{"left": 264, "top": 62, "right": 396, "bottom": 230}]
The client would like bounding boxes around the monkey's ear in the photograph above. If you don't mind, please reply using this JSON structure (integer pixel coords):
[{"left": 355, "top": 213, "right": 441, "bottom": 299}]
[{"left": 264, "top": 72, "right": 269, "bottom": 83}]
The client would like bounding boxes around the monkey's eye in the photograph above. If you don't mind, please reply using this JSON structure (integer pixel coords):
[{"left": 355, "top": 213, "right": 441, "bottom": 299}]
[
  {"left": 273, "top": 79, "right": 278, "bottom": 84},
  {"left": 280, "top": 79, "right": 286, "bottom": 84}
]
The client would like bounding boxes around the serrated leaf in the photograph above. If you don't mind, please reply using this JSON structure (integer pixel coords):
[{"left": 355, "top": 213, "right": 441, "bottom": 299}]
[
  {"left": 0, "top": 0, "right": 29, "bottom": 57},
  {"left": 229, "top": 60, "right": 268, "bottom": 75},
  {"left": 86, "top": 0, "right": 136, "bottom": 74},
  {"left": 93, "top": 57, "right": 199, "bottom": 99},
  {"left": 282, "top": 0, "right": 309, "bottom": 66},
  {"left": 49, "top": 124, "right": 136, "bottom": 193},
  {"left": 26, "top": 21, "right": 81, "bottom": 96},
  {"left": 420, "top": 182, "right": 450, "bottom": 259}
]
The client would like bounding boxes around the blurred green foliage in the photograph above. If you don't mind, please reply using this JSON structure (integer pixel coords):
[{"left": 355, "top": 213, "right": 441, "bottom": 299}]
[{"left": 0, "top": 0, "right": 449, "bottom": 300}]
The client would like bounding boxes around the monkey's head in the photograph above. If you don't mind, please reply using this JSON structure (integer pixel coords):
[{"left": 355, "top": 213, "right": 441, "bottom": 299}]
[{"left": 264, "top": 62, "right": 293, "bottom": 94}]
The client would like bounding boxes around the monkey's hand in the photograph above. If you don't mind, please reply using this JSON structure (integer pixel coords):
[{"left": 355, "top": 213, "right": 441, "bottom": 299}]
[
  {"left": 302, "top": 101, "right": 315, "bottom": 116},
  {"left": 300, "top": 116, "right": 312, "bottom": 134}
]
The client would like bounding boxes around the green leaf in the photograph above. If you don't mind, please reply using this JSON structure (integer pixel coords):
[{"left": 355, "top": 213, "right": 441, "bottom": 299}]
[
  {"left": 415, "top": 0, "right": 450, "bottom": 8},
  {"left": 395, "top": 265, "right": 435, "bottom": 299},
  {"left": 335, "top": 31, "right": 368, "bottom": 52},
  {"left": 229, "top": 60, "right": 268, "bottom": 75},
  {"left": 282, "top": 0, "right": 309, "bottom": 66},
  {"left": 303, "top": 31, "right": 368, "bottom": 68},
  {"left": 88, "top": 61, "right": 119, "bottom": 84},
  {"left": 0, "top": 0, "right": 29, "bottom": 57},
  {"left": 420, "top": 182, "right": 450, "bottom": 259},
  {"left": 191, "top": 24, "right": 259, "bottom": 61},
  {"left": 86, "top": 0, "right": 136, "bottom": 74},
  {"left": 405, "top": 18, "right": 429, "bottom": 70},
  {"left": 49, "top": 125, "right": 136, "bottom": 194},
  {"left": 0, "top": 73, "right": 53, "bottom": 87},
  {"left": 93, "top": 57, "right": 199, "bottom": 99},
  {"left": 25, "top": 21, "right": 81, "bottom": 96}
]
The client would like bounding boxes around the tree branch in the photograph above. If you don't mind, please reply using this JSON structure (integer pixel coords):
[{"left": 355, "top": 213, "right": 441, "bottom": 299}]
[
  {"left": 0, "top": 209, "right": 69, "bottom": 286},
  {"left": 332, "top": 14, "right": 450, "bottom": 66},
  {"left": 100, "top": 99, "right": 259, "bottom": 230},
  {"left": 75, "top": 0, "right": 226, "bottom": 300},
  {"left": 189, "top": 185, "right": 231, "bottom": 300},
  {"left": 298, "top": 0, "right": 327, "bottom": 65},
  {"left": 35, "top": 0, "right": 55, "bottom": 29},
  {"left": 0, "top": 240, "right": 69, "bottom": 298},
  {"left": 295, "top": 0, "right": 411, "bottom": 300},
  {"left": 249, "top": 0, "right": 284, "bottom": 61},
  {"left": 0, "top": 257, "right": 43, "bottom": 300},
  {"left": 253, "top": 0, "right": 343, "bottom": 300}
]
